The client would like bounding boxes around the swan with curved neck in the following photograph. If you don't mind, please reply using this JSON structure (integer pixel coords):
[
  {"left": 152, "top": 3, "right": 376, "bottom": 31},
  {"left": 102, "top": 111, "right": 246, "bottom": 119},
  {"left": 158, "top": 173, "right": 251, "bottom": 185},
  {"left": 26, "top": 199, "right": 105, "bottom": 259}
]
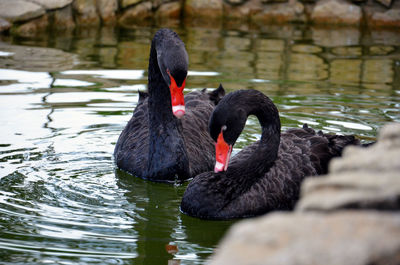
[
  {"left": 181, "top": 88, "right": 360, "bottom": 219},
  {"left": 114, "top": 29, "right": 224, "bottom": 182}
]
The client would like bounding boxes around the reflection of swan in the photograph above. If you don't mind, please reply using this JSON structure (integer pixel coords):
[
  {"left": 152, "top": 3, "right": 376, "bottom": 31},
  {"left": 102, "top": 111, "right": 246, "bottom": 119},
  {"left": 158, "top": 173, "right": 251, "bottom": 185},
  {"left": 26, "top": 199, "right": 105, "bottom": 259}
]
[
  {"left": 114, "top": 28, "right": 224, "bottom": 182},
  {"left": 115, "top": 169, "right": 181, "bottom": 265},
  {"left": 181, "top": 89, "right": 361, "bottom": 220}
]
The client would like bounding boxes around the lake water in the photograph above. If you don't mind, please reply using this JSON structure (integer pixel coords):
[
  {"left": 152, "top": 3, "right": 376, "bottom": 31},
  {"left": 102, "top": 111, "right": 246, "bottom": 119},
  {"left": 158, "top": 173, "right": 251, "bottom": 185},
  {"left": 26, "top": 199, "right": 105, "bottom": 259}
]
[{"left": 0, "top": 25, "right": 399, "bottom": 265}]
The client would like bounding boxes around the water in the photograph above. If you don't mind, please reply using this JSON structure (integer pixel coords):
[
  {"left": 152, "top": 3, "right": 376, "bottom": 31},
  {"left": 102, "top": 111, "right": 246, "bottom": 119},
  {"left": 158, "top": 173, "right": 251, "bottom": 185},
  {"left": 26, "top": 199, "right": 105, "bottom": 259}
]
[{"left": 0, "top": 25, "right": 399, "bottom": 264}]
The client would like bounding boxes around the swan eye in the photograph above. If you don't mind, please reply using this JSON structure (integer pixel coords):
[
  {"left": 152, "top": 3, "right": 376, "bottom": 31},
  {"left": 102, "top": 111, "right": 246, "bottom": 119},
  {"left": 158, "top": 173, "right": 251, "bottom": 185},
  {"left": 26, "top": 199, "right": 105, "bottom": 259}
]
[{"left": 222, "top": 125, "right": 227, "bottom": 131}]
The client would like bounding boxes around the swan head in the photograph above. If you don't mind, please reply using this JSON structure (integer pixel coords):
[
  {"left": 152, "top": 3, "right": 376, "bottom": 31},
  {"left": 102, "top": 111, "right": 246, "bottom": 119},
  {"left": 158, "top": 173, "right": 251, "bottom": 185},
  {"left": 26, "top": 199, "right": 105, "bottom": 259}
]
[
  {"left": 209, "top": 92, "right": 248, "bottom": 172},
  {"left": 155, "top": 29, "right": 189, "bottom": 119}
]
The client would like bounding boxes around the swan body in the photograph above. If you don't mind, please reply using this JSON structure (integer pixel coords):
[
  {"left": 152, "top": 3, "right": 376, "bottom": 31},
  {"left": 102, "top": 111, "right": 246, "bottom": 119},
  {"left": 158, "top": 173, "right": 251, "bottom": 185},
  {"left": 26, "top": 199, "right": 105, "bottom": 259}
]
[
  {"left": 181, "top": 89, "right": 360, "bottom": 219},
  {"left": 114, "top": 29, "right": 224, "bottom": 182}
]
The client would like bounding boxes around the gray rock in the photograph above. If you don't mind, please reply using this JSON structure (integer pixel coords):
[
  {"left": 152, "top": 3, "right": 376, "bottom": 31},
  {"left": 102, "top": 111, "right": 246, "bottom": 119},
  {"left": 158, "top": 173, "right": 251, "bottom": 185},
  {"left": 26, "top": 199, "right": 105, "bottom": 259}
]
[
  {"left": 28, "top": 0, "right": 73, "bottom": 10},
  {"left": 297, "top": 172, "right": 400, "bottom": 211},
  {"left": 0, "top": 0, "right": 45, "bottom": 22},
  {"left": 208, "top": 211, "right": 400, "bottom": 265},
  {"left": 311, "top": 0, "right": 362, "bottom": 25},
  {"left": 330, "top": 123, "right": 400, "bottom": 174}
]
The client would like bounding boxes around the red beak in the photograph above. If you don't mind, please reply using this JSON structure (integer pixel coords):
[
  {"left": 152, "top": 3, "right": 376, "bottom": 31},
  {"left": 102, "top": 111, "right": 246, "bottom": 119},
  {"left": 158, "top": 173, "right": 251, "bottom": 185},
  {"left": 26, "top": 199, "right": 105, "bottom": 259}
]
[
  {"left": 214, "top": 131, "right": 232, "bottom": 173},
  {"left": 168, "top": 73, "right": 186, "bottom": 119}
]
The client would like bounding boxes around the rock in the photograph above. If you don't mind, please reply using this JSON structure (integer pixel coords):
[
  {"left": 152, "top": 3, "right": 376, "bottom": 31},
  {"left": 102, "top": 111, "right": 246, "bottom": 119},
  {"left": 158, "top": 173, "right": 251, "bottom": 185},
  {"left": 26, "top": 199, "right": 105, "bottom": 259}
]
[
  {"left": 311, "top": 0, "right": 362, "bottom": 25},
  {"left": 331, "top": 123, "right": 400, "bottom": 174},
  {"left": 52, "top": 4, "right": 75, "bottom": 29},
  {"left": 375, "top": 0, "right": 392, "bottom": 8},
  {"left": 208, "top": 211, "right": 400, "bottom": 265},
  {"left": 73, "top": 0, "right": 100, "bottom": 25},
  {"left": 184, "top": 0, "right": 223, "bottom": 19},
  {"left": 119, "top": 2, "right": 153, "bottom": 27},
  {"left": 251, "top": 0, "right": 306, "bottom": 24},
  {"left": 28, "top": 0, "right": 73, "bottom": 10},
  {"left": 0, "top": 18, "right": 11, "bottom": 32},
  {"left": 0, "top": 0, "right": 45, "bottom": 23},
  {"left": 296, "top": 123, "right": 400, "bottom": 212},
  {"left": 97, "top": 0, "right": 118, "bottom": 24},
  {"left": 297, "top": 172, "right": 400, "bottom": 211}
]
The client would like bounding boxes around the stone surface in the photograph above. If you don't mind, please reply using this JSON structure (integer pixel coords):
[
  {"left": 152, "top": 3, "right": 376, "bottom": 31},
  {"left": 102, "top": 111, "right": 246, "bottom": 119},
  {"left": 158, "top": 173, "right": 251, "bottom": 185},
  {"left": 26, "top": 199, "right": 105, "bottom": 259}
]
[
  {"left": 311, "top": 0, "right": 362, "bottom": 25},
  {"left": 297, "top": 172, "right": 400, "bottom": 211},
  {"left": 73, "top": 0, "right": 100, "bottom": 25},
  {"left": 208, "top": 211, "right": 400, "bottom": 265},
  {"left": 0, "top": 0, "right": 45, "bottom": 23},
  {"left": 331, "top": 123, "right": 400, "bottom": 174},
  {"left": 251, "top": 0, "right": 306, "bottom": 23},
  {"left": 119, "top": 2, "right": 153, "bottom": 27},
  {"left": 28, "top": 0, "right": 73, "bottom": 10},
  {"left": 97, "top": 0, "right": 118, "bottom": 24},
  {"left": 0, "top": 18, "right": 11, "bottom": 32}
]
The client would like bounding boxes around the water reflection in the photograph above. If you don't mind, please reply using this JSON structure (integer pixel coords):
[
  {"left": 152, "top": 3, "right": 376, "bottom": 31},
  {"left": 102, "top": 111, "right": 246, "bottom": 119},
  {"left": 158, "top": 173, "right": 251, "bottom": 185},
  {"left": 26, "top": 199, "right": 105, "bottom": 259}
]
[{"left": 0, "top": 24, "right": 399, "bottom": 264}]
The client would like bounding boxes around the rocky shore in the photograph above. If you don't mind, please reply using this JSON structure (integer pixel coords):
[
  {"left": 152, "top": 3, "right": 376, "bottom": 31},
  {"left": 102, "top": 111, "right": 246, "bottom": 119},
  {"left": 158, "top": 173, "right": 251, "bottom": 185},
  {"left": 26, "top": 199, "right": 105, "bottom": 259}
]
[
  {"left": 0, "top": 0, "right": 399, "bottom": 35},
  {"left": 208, "top": 122, "right": 400, "bottom": 265}
]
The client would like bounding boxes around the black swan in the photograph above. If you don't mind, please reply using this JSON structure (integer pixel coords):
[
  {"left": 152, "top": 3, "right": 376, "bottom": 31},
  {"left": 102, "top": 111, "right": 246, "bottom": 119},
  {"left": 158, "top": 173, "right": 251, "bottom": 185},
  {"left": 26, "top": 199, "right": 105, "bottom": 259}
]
[
  {"left": 181, "top": 89, "right": 361, "bottom": 219},
  {"left": 114, "top": 28, "right": 225, "bottom": 182}
]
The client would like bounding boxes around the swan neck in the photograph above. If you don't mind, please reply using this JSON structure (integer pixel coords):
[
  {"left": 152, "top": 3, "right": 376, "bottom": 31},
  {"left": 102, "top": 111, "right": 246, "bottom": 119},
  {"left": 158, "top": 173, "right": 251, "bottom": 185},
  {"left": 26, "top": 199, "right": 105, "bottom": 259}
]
[
  {"left": 233, "top": 96, "right": 281, "bottom": 177},
  {"left": 147, "top": 40, "right": 175, "bottom": 122}
]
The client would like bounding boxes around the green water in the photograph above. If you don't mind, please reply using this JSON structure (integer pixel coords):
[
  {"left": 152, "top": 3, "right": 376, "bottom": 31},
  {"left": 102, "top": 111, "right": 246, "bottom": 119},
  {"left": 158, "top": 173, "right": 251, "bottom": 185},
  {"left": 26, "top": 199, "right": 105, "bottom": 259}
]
[{"left": 0, "top": 25, "right": 399, "bottom": 264}]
